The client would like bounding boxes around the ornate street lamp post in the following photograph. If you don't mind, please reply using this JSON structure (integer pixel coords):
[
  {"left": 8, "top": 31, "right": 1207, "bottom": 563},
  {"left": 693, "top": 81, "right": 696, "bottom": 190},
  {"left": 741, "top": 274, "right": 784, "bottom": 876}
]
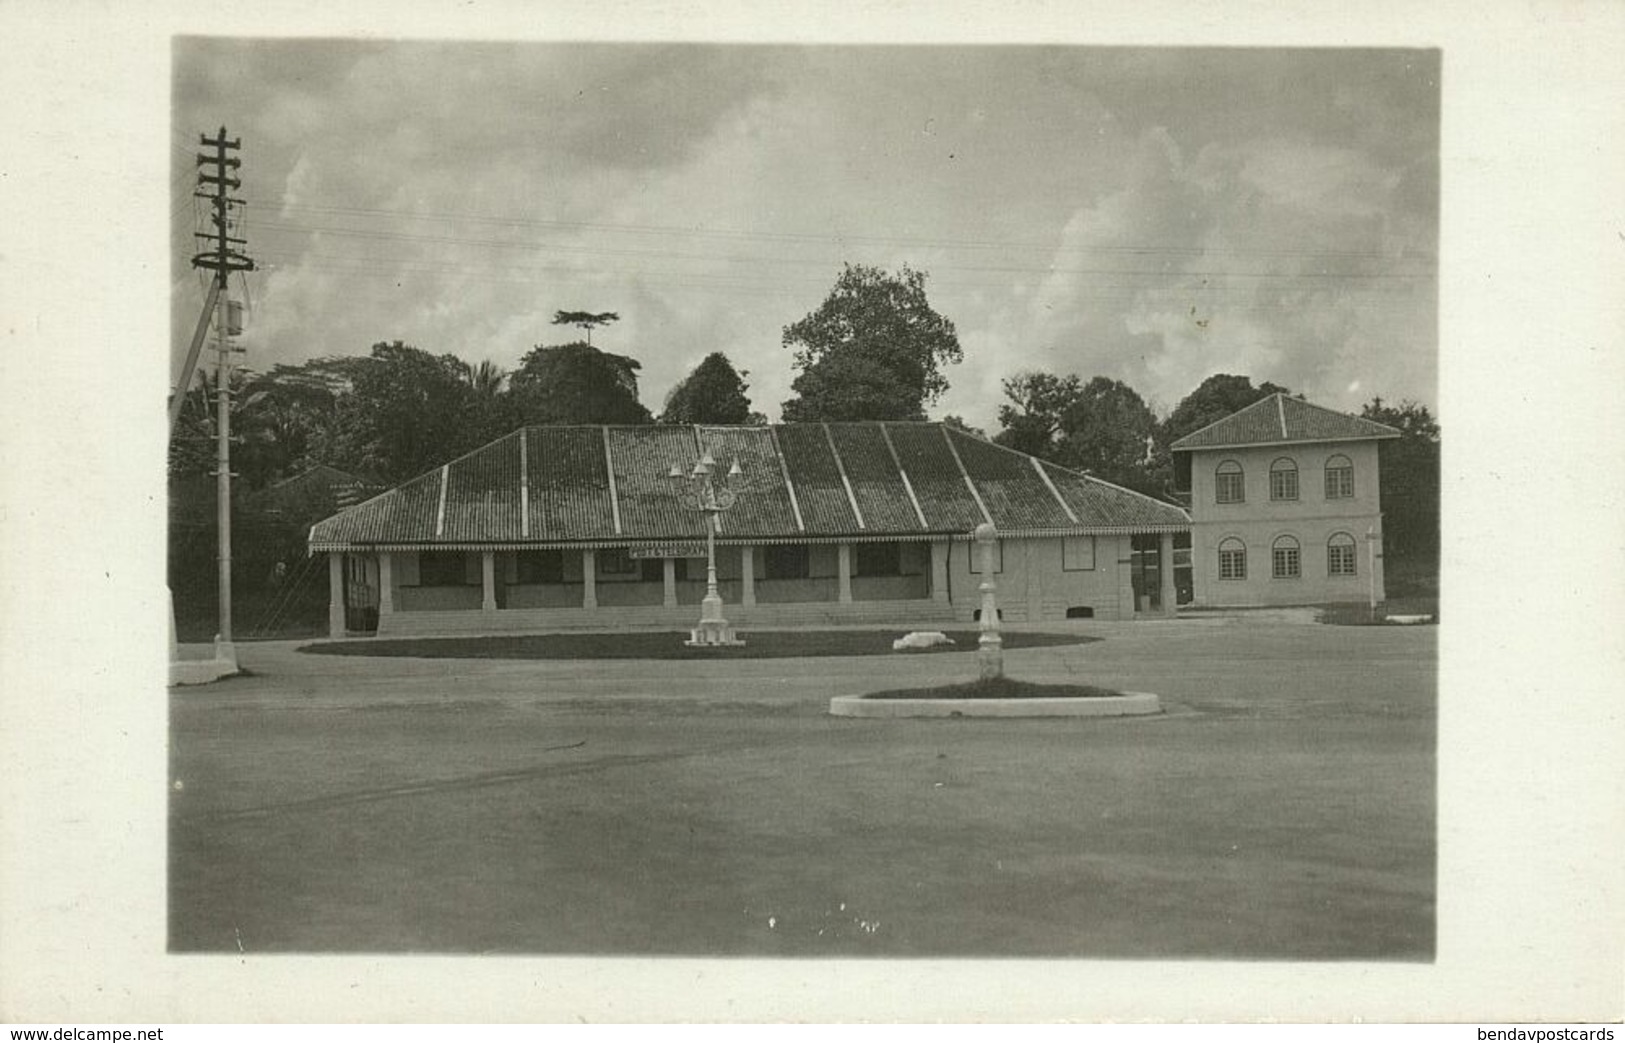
[{"left": 668, "top": 450, "right": 747, "bottom": 647}]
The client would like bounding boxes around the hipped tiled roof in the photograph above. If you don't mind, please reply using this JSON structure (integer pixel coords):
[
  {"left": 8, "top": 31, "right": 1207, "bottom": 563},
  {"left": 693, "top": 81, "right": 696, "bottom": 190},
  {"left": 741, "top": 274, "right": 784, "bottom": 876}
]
[
  {"left": 1170, "top": 394, "right": 1401, "bottom": 451},
  {"left": 309, "top": 423, "right": 1189, "bottom": 551}
]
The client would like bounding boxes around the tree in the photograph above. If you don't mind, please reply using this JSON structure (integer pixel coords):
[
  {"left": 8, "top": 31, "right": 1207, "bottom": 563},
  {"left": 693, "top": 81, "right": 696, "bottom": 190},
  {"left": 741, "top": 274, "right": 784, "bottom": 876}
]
[
  {"left": 1361, "top": 397, "right": 1440, "bottom": 566},
  {"left": 551, "top": 310, "right": 620, "bottom": 345},
  {"left": 993, "top": 371, "right": 1161, "bottom": 492},
  {"left": 323, "top": 341, "right": 482, "bottom": 484},
  {"left": 1058, "top": 377, "right": 1161, "bottom": 492},
  {"left": 508, "top": 342, "right": 653, "bottom": 426},
  {"left": 994, "top": 371, "right": 1085, "bottom": 459},
  {"left": 659, "top": 352, "right": 762, "bottom": 425},
  {"left": 780, "top": 264, "right": 962, "bottom": 422},
  {"left": 940, "top": 414, "right": 989, "bottom": 440},
  {"left": 1161, "top": 373, "right": 1294, "bottom": 446}
]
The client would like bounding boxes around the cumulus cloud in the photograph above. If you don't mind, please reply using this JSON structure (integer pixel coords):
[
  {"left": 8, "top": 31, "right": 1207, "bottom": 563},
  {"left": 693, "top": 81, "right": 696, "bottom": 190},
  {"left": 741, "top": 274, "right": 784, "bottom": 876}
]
[{"left": 172, "top": 42, "right": 1436, "bottom": 429}]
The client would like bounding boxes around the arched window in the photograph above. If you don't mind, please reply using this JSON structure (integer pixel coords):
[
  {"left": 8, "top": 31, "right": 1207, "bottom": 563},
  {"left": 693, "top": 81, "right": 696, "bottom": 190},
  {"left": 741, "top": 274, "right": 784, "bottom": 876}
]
[
  {"left": 1215, "top": 460, "right": 1245, "bottom": 504},
  {"left": 1271, "top": 535, "right": 1301, "bottom": 579},
  {"left": 1327, "top": 532, "right": 1358, "bottom": 576},
  {"left": 1269, "top": 458, "right": 1299, "bottom": 501},
  {"left": 1324, "top": 454, "right": 1354, "bottom": 499},
  {"left": 1218, "top": 537, "right": 1247, "bottom": 580}
]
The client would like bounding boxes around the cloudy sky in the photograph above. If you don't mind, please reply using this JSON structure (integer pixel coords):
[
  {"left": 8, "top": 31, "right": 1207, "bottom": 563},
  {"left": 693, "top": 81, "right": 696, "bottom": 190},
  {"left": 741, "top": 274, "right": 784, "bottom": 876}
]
[{"left": 172, "top": 41, "right": 1438, "bottom": 429}]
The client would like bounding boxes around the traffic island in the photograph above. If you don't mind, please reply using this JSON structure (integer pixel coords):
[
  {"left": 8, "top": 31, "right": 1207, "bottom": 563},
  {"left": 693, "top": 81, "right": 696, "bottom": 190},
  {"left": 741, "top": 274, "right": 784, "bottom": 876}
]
[{"left": 829, "top": 678, "right": 1162, "bottom": 719}]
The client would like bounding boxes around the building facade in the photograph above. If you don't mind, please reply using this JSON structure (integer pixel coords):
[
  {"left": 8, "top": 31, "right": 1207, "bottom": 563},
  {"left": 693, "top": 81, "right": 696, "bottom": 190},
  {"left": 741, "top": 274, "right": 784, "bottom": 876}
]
[
  {"left": 308, "top": 422, "right": 1192, "bottom": 637},
  {"left": 1172, "top": 395, "right": 1400, "bottom": 608}
]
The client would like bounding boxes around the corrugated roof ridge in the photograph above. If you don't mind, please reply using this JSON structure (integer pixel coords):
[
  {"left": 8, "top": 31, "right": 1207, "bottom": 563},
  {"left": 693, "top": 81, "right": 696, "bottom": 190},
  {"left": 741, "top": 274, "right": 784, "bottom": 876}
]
[
  {"left": 823, "top": 422, "right": 866, "bottom": 530},
  {"left": 1169, "top": 395, "right": 1281, "bottom": 448},
  {"left": 1282, "top": 395, "right": 1403, "bottom": 439},
  {"left": 878, "top": 422, "right": 929, "bottom": 529},
  {"left": 1276, "top": 393, "right": 1288, "bottom": 437},
  {"left": 1038, "top": 455, "right": 1190, "bottom": 519},
  {"left": 938, "top": 423, "right": 994, "bottom": 526}
]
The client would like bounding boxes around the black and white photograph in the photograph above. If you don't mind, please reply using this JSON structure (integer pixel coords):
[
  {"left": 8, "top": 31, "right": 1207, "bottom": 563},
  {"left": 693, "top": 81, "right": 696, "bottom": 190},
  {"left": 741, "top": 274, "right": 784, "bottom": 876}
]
[{"left": 2, "top": 0, "right": 1622, "bottom": 1029}]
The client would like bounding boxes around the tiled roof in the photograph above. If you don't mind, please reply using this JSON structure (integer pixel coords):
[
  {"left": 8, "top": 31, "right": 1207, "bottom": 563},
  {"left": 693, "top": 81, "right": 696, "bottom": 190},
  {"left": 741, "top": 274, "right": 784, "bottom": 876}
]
[
  {"left": 1170, "top": 394, "right": 1400, "bottom": 450},
  {"left": 309, "top": 423, "right": 1190, "bottom": 550}
]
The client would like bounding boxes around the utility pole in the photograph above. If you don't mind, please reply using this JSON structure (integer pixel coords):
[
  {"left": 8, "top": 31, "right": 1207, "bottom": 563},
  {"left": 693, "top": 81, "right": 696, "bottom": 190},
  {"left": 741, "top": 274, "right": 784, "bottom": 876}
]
[{"left": 190, "top": 127, "right": 254, "bottom": 663}]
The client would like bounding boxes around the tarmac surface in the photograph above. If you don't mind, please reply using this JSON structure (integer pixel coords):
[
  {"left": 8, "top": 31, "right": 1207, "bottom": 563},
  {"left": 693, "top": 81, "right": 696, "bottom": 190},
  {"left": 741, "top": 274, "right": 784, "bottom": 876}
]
[{"left": 168, "top": 613, "right": 1436, "bottom": 958}]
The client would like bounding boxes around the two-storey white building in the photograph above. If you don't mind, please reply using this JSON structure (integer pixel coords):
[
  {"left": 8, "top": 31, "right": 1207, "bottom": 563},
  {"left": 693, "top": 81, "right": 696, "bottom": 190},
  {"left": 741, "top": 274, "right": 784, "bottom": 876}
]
[{"left": 1171, "top": 395, "right": 1400, "bottom": 608}]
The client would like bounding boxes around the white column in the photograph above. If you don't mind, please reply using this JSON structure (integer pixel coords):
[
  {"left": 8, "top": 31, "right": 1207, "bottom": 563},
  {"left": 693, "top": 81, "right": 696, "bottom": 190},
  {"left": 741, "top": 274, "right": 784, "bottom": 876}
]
[
  {"left": 662, "top": 557, "right": 677, "bottom": 607},
  {"left": 328, "top": 552, "right": 345, "bottom": 638},
  {"left": 1118, "top": 537, "right": 1137, "bottom": 619},
  {"left": 741, "top": 546, "right": 756, "bottom": 607},
  {"left": 482, "top": 550, "right": 497, "bottom": 612},
  {"left": 930, "top": 539, "right": 950, "bottom": 604},
  {"left": 378, "top": 553, "right": 394, "bottom": 617},
  {"left": 1159, "top": 533, "right": 1178, "bottom": 617},
  {"left": 837, "top": 542, "right": 853, "bottom": 604},
  {"left": 582, "top": 549, "right": 597, "bottom": 609}
]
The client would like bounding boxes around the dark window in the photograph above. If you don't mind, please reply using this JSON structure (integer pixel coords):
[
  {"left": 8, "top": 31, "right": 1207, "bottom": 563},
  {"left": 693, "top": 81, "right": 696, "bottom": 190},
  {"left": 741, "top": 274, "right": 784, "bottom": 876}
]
[
  {"left": 1065, "top": 606, "right": 1095, "bottom": 619},
  {"left": 516, "top": 550, "right": 564, "bottom": 584},
  {"left": 638, "top": 557, "right": 692, "bottom": 582},
  {"left": 854, "top": 542, "right": 902, "bottom": 577},
  {"left": 1215, "top": 460, "right": 1245, "bottom": 504},
  {"left": 419, "top": 551, "right": 471, "bottom": 586},
  {"left": 1327, "top": 532, "right": 1358, "bottom": 576},
  {"left": 764, "top": 545, "right": 810, "bottom": 580},
  {"left": 1325, "top": 455, "right": 1355, "bottom": 499},
  {"left": 1272, "top": 536, "right": 1301, "bottom": 579},
  {"left": 598, "top": 548, "right": 637, "bottom": 576},
  {"left": 1269, "top": 458, "right": 1299, "bottom": 501}
]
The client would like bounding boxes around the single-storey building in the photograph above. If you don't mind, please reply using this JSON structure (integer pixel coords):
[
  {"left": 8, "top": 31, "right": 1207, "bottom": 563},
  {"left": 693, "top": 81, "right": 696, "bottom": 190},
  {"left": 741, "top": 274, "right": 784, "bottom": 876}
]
[
  {"left": 1171, "top": 394, "right": 1400, "bottom": 608},
  {"left": 308, "top": 422, "right": 1191, "bottom": 637}
]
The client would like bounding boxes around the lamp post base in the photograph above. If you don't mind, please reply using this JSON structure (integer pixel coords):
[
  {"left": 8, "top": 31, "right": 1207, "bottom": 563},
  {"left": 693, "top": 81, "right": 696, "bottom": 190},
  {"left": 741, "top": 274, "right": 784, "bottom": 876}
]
[{"left": 685, "top": 592, "right": 745, "bottom": 647}]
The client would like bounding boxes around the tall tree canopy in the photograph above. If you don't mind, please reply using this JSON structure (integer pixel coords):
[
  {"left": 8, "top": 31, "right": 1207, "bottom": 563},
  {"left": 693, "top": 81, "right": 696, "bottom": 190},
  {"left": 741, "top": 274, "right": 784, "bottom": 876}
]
[
  {"left": 994, "top": 372, "right": 1161, "bottom": 493},
  {"left": 551, "top": 310, "right": 620, "bottom": 345},
  {"left": 660, "top": 352, "right": 762, "bottom": 425},
  {"left": 1361, "top": 397, "right": 1440, "bottom": 564},
  {"left": 328, "top": 340, "right": 482, "bottom": 484},
  {"left": 780, "top": 263, "right": 962, "bottom": 422},
  {"left": 508, "top": 342, "right": 653, "bottom": 425},
  {"left": 1161, "top": 373, "right": 1294, "bottom": 446}
]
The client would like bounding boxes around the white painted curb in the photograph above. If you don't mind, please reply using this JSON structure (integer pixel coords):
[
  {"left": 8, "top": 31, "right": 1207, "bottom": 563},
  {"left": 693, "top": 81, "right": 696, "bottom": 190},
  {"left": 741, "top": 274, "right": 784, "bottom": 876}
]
[{"left": 829, "top": 691, "right": 1162, "bottom": 718}]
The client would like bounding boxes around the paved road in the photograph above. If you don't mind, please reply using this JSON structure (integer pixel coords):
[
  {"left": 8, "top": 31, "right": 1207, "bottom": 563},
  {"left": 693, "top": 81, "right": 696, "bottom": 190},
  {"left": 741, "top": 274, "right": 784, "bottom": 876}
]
[{"left": 169, "top": 616, "right": 1436, "bottom": 958}]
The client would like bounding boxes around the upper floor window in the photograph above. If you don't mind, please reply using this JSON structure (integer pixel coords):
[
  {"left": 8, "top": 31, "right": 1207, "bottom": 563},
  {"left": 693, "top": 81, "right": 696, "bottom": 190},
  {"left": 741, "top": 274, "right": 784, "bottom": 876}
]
[
  {"left": 1215, "top": 460, "right": 1245, "bottom": 504},
  {"left": 1218, "top": 537, "right": 1247, "bottom": 580},
  {"left": 1271, "top": 535, "right": 1301, "bottom": 579},
  {"left": 1269, "top": 458, "right": 1299, "bottom": 501},
  {"left": 1324, "top": 455, "right": 1355, "bottom": 499},
  {"left": 1327, "top": 532, "right": 1358, "bottom": 576}
]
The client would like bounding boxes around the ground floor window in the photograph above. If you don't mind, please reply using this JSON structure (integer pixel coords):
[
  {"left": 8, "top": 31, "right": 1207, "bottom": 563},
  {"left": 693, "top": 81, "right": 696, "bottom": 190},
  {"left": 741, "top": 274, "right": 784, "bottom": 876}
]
[
  {"left": 1327, "top": 532, "right": 1358, "bottom": 576},
  {"left": 765, "top": 544, "right": 810, "bottom": 580},
  {"left": 1272, "top": 536, "right": 1301, "bottom": 579},
  {"left": 854, "top": 541, "right": 902, "bottom": 577},
  {"left": 419, "top": 551, "right": 472, "bottom": 586},
  {"left": 597, "top": 548, "right": 637, "bottom": 576},
  {"left": 1218, "top": 537, "right": 1246, "bottom": 580},
  {"left": 516, "top": 549, "right": 564, "bottom": 584},
  {"left": 638, "top": 557, "right": 691, "bottom": 582}
]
